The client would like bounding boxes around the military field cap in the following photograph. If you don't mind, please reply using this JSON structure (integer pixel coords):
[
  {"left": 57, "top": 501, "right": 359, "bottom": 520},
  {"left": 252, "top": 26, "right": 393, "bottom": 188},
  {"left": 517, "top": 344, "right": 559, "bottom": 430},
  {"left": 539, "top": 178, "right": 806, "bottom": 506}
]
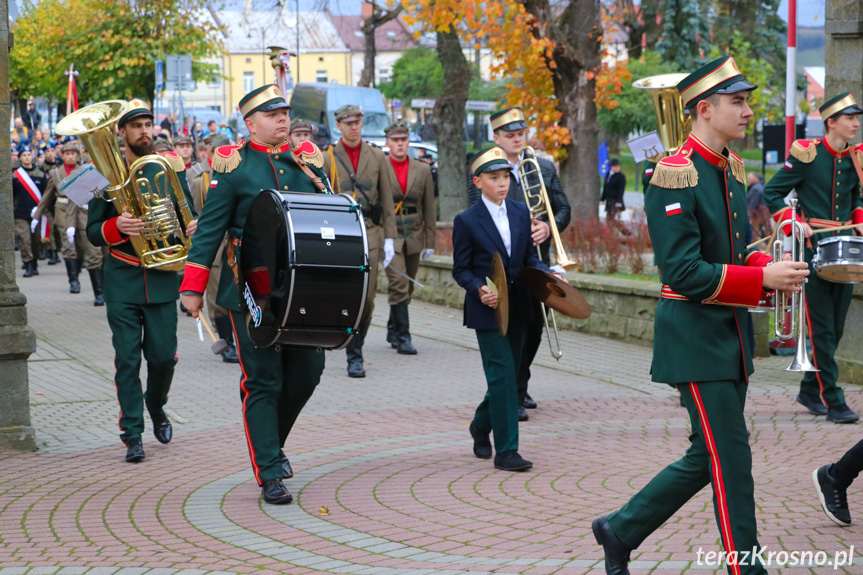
[
  {"left": 471, "top": 146, "right": 511, "bottom": 175},
  {"left": 490, "top": 107, "right": 528, "bottom": 132},
  {"left": 239, "top": 84, "right": 290, "bottom": 119},
  {"left": 153, "top": 139, "right": 173, "bottom": 152},
  {"left": 384, "top": 122, "right": 410, "bottom": 137},
  {"left": 60, "top": 141, "right": 79, "bottom": 153},
  {"left": 118, "top": 98, "right": 154, "bottom": 127},
  {"left": 335, "top": 104, "right": 363, "bottom": 123},
  {"left": 819, "top": 92, "right": 863, "bottom": 120},
  {"left": 677, "top": 55, "right": 757, "bottom": 109},
  {"left": 290, "top": 117, "right": 313, "bottom": 133},
  {"left": 209, "top": 133, "right": 231, "bottom": 148},
  {"left": 174, "top": 134, "right": 194, "bottom": 145}
]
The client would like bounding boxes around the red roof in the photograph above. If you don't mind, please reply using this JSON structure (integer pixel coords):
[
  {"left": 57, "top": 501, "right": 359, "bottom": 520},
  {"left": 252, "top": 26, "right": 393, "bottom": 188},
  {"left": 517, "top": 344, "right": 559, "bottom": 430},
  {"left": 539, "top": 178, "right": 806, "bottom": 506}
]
[{"left": 329, "top": 13, "right": 418, "bottom": 52}]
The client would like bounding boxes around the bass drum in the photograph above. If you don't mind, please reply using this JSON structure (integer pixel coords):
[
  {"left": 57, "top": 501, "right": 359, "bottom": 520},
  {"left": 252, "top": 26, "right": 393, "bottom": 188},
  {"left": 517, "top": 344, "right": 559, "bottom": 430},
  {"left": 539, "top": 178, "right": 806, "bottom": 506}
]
[
  {"left": 238, "top": 191, "right": 369, "bottom": 349},
  {"left": 812, "top": 236, "right": 863, "bottom": 284}
]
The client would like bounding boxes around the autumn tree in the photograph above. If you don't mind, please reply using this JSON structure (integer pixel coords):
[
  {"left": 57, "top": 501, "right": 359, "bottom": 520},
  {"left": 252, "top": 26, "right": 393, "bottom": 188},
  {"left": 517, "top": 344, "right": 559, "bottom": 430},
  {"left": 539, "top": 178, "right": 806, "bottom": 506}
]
[{"left": 10, "top": 0, "right": 222, "bottom": 114}]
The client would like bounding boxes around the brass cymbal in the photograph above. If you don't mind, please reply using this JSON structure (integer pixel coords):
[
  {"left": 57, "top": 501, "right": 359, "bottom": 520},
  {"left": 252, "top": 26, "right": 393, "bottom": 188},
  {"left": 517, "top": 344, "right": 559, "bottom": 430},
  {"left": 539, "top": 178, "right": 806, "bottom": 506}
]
[
  {"left": 519, "top": 267, "right": 591, "bottom": 319},
  {"left": 491, "top": 251, "right": 508, "bottom": 336}
]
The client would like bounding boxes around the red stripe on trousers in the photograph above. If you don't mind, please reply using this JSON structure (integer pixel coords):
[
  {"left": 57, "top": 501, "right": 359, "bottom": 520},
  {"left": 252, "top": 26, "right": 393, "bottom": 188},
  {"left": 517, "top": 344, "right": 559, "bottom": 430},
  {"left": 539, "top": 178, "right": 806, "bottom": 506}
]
[
  {"left": 803, "top": 297, "right": 829, "bottom": 407},
  {"left": 229, "top": 312, "right": 263, "bottom": 485},
  {"left": 688, "top": 382, "right": 742, "bottom": 575}
]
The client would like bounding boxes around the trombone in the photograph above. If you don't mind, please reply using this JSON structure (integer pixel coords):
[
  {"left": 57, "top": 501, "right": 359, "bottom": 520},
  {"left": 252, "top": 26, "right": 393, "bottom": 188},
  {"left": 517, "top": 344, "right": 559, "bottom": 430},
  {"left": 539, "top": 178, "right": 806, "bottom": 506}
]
[
  {"left": 774, "top": 199, "right": 818, "bottom": 372},
  {"left": 517, "top": 146, "right": 577, "bottom": 360}
]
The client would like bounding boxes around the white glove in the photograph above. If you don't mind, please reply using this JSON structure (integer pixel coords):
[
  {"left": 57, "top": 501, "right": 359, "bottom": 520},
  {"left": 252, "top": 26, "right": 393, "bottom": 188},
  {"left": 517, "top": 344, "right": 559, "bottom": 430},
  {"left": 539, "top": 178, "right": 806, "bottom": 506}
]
[
  {"left": 421, "top": 248, "right": 434, "bottom": 260},
  {"left": 30, "top": 219, "right": 38, "bottom": 233},
  {"left": 551, "top": 265, "right": 567, "bottom": 276},
  {"left": 66, "top": 227, "right": 76, "bottom": 243},
  {"left": 383, "top": 238, "right": 395, "bottom": 269},
  {"left": 30, "top": 206, "right": 38, "bottom": 218}
]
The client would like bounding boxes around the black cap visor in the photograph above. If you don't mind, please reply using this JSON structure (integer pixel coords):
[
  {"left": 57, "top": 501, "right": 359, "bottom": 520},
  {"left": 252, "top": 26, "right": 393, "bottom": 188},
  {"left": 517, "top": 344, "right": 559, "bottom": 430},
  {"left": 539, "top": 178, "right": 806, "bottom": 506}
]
[
  {"left": 118, "top": 109, "right": 154, "bottom": 127},
  {"left": 496, "top": 120, "right": 528, "bottom": 132},
  {"left": 715, "top": 79, "right": 758, "bottom": 95},
  {"left": 833, "top": 105, "right": 863, "bottom": 118},
  {"left": 258, "top": 99, "right": 291, "bottom": 112}
]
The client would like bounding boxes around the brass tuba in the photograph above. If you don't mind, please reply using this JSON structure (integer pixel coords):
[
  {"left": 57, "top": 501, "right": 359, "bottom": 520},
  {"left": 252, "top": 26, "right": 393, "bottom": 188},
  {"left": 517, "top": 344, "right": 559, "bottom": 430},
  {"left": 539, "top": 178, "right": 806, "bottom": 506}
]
[
  {"left": 56, "top": 100, "right": 195, "bottom": 271},
  {"left": 633, "top": 73, "right": 691, "bottom": 161}
]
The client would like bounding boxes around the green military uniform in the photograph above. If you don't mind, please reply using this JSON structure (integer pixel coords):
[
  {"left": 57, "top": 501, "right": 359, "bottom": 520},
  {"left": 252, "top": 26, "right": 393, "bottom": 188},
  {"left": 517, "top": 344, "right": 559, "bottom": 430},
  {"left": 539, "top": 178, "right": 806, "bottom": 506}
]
[
  {"left": 34, "top": 143, "right": 105, "bottom": 303},
  {"left": 85, "top": 100, "right": 196, "bottom": 448},
  {"left": 322, "top": 104, "right": 397, "bottom": 377},
  {"left": 180, "top": 84, "right": 331, "bottom": 488},
  {"left": 641, "top": 160, "right": 656, "bottom": 190},
  {"left": 383, "top": 123, "right": 436, "bottom": 354},
  {"left": 762, "top": 92, "right": 863, "bottom": 421},
  {"left": 599, "top": 56, "right": 769, "bottom": 575}
]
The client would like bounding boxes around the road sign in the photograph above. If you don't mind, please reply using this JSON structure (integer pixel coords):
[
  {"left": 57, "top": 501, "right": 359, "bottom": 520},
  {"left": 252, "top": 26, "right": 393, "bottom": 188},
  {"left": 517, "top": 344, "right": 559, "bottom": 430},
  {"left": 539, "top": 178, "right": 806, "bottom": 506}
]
[
  {"left": 155, "top": 60, "right": 164, "bottom": 92},
  {"left": 165, "top": 55, "right": 196, "bottom": 91}
]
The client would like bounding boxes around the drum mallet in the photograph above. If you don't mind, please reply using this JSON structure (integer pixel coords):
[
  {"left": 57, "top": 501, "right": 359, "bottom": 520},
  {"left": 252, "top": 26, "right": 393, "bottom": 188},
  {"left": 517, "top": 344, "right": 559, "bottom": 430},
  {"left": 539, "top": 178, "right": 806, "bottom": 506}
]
[{"left": 198, "top": 313, "right": 229, "bottom": 356}]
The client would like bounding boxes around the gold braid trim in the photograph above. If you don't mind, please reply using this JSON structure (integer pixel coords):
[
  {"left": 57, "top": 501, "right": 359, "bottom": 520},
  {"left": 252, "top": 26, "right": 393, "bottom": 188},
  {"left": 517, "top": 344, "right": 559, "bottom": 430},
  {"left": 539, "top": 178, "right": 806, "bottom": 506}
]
[
  {"left": 650, "top": 158, "right": 698, "bottom": 189},
  {"left": 789, "top": 139, "right": 817, "bottom": 163},
  {"left": 730, "top": 155, "right": 746, "bottom": 184},
  {"left": 163, "top": 152, "right": 186, "bottom": 173},
  {"left": 212, "top": 146, "right": 242, "bottom": 174}
]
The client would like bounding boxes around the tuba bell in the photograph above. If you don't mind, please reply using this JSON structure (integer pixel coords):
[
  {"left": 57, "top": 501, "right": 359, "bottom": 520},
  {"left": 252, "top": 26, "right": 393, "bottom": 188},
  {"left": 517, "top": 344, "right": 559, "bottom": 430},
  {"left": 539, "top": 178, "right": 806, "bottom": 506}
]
[
  {"left": 633, "top": 73, "right": 691, "bottom": 162},
  {"left": 56, "top": 100, "right": 195, "bottom": 271}
]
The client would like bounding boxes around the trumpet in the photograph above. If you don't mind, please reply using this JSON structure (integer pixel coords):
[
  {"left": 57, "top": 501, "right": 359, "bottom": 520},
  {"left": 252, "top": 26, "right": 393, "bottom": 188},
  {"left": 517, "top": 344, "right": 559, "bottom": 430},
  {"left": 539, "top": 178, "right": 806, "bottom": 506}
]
[
  {"left": 517, "top": 146, "right": 576, "bottom": 360},
  {"left": 774, "top": 199, "right": 819, "bottom": 372}
]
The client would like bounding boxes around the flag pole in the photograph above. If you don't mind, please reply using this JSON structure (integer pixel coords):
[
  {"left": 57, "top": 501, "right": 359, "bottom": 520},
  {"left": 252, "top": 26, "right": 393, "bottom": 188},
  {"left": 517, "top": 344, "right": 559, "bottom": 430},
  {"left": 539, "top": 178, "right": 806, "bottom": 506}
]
[{"left": 785, "top": 0, "right": 797, "bottom": 157}]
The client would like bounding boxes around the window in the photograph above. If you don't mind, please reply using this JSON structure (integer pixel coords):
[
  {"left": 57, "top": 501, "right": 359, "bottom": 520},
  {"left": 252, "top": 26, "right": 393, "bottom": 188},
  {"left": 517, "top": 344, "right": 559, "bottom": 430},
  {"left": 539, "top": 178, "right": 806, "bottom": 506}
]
[
  {"left": 316, "top": 70, "right": 327, "bottom": 83},
  {"left": 243, "top": 71, "right": 255, "bottom": 94},
  {"left": 318, "top": 57, "right": 324, "bottom": 62},
  {"left": 245, "top": 58, "right": 252, "bottom": 64},
  {"left": 353, "top": 30, "right": 363, "bottom": 38},
  {"left": 386, "top": 31, "right": 396, "bottom": 39}
]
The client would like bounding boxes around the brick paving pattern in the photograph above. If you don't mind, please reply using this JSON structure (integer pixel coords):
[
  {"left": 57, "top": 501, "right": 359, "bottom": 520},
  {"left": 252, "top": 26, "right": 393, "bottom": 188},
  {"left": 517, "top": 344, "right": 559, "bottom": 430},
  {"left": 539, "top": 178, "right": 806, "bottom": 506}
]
[{"left": 1, "top": 254, "right": 862, "bottom": 574}]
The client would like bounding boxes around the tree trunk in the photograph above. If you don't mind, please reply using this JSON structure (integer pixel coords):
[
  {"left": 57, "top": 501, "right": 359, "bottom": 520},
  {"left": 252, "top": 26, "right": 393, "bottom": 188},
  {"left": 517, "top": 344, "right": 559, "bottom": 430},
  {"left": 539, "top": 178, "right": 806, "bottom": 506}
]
[
  {"left": 358, "top": 2, "right": 404, "bottom": 88},
  {"left": 432, "top": 27, "right": 470, "bottom": 221},
  {"left": 523, "top": 0, "right": 602, "bottom": 221}
]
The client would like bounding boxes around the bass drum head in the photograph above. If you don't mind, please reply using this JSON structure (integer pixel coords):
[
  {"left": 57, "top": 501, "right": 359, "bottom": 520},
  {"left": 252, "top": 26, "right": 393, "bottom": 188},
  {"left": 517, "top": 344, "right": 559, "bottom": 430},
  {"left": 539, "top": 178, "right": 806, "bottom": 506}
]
[{"left": 238, "top": 190, "right": 291, "bottom": 347}]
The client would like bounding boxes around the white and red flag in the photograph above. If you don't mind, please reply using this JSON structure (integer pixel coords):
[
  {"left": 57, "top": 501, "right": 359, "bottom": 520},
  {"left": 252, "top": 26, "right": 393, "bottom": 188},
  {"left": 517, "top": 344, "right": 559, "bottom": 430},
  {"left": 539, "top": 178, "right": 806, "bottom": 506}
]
[{"left": 16, "top": 167, "right": 49, "bottom": 240}]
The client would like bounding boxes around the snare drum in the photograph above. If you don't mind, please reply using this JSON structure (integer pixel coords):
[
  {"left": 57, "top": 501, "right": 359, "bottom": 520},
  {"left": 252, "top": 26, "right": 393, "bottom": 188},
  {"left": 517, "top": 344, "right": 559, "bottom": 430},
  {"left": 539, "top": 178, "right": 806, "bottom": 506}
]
[
  {"left": 238, "top": 191, "right": 369, "bottom": 349},
  {"left": 811, "top": 236, "right": 863, "bottom": 284},
  {"left": 748, "top": 291, "right": 775, "bottom": 313}
]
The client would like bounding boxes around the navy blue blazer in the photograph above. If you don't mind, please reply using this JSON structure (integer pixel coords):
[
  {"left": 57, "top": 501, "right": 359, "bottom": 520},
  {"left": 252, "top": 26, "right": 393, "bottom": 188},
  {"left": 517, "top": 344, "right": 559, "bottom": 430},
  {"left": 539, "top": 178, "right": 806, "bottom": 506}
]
[{"left": 452, "top": 198, "right": 551, "bottom": 331}]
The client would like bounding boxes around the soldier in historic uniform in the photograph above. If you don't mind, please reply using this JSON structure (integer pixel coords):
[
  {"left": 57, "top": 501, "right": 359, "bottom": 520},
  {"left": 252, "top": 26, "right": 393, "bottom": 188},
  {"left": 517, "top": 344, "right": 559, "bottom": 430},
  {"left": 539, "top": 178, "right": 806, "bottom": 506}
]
[
  {"left": 762, "top": 92, "right": 863, "bottom": 424},
  {"left": 592, "top": 56, "right": 810, "bottom": 575},
  {"left": 289, "top": 117, "right": 314, "bottom": 147},
  {"left": 180, "top": 85, "right": 332, "bottom": 505},
  {"left": 33, "top": 141, "right": 105, "bottom": 304},
  {"left": 323, "top": 104, "right": 397, "bottom": 378},
  {"left": 467, "top": 107, "right": 571, "bottom": 420},
  {"left": 86, "top": 99, "right": 197, "bottom": 463},
  {"left": 13, "top": 145, "right": 48, "bottom": 278},
  {"left": 184, "top": 132, "right": 238, "bottom": 364}
]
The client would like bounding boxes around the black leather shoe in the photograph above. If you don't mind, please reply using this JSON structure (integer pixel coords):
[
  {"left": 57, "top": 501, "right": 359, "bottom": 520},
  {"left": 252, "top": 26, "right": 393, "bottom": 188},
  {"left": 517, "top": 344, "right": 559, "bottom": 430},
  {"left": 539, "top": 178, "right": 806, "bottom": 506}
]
[
  {"left": 347, "top": 358, "right": 365, "bottom": 378},
  {"left": 813, "top": 465, "right": 851, "bottom": 526},
  {"left": 279, "top": 450, "right": 294, "bottom": 479},
  {"left": 592, "top": 515, "right": 632, "bottom": 575},
  {"left": 797, "top": 392, "right": 828, "bottom": 416},
  {"left": 523, "top": 394, "right": 537, "bottom": 409},
  {"left": 517, "top": 405, "right": 529, "bottom": 422},
  {"left": 397, "top": 339, "right": 418, "bottom": 355},
  {"left": 261, "top": 478, "right": 293, "bottom": 504},
  {"left": 494, "top": 450, "right": 532, "bottom": 471},
  {"left": 469, "top": 422, "right": 492, "bottom": 459},
  {"left": 151, "top": 411, "right": 173, "bottom": 444},
  {"left": 125, "top": 439, "right": 145, "bottom": 462},
  {"left": 222, "top": 343, "right": 239, "bottom": 363},
  {"left": 827, "top": 404, "right": 860, "bottom": 424}
]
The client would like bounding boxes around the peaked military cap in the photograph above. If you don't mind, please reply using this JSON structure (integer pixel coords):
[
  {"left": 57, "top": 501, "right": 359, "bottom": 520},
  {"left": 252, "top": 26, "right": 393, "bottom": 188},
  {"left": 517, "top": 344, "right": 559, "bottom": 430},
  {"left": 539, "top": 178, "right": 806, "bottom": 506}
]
[
  {"left": 819, "top": 92, "right": 863, "bottom": 120},
  {"left": 60, "top": 141, "right": 80, "bottom": 154},
  {"left": 239, "top": 84, "right": 290, "bottom": 120},
  {"left": 490, "top": 107, "right": 528, "bottom": 132},
  {"left": 209, "top": 133, "right": 231, "bottom": 149},
  {"left": 118, "top": 98, "right": 154, "bottom": 127},
  {"left": 174, "top": 134, "right": 194, "bottom": 146},
  {"left": 290, "top": 117, "right": 313, "bottom": 133},
  {"left": 153, "top": 139, "right": 173, "bottom": 153},
  {"left": 335, "top": 104, "right": 363, "bottom": 123},
  {"left": 384, "top": 122, "right": 409, "bottom": 137},
  {"left": 677, "top": 55, "right": 757, "bottom": 109},
  {"left": 471, "top": 146, "right": 511, "bottom": 175}
]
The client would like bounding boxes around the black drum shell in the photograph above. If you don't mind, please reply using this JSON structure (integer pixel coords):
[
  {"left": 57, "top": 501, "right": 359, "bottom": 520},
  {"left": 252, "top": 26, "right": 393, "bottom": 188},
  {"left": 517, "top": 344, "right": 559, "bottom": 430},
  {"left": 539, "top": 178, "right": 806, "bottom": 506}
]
[
  {"left": 813, "top": 236, "right": 863, "bottom": 284},
  {"left": 238, "top": 190, "right": 369, "bottom": 349}
]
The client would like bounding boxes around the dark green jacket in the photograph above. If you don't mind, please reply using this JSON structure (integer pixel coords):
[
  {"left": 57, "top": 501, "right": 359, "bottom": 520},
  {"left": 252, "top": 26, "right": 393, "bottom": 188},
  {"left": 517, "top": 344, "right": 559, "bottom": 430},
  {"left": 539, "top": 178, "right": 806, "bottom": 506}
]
[
  {"left": 179, "top": 139, "right": 329, "bottom": 311},
  {"left": 86, "top": 153, "right": 195, "bottom": 304},
  {"left": 762, "top": 138, "right": 863, "bottom": 235},
  {"left": 645, "top": 134, "right": 771, "bottom": 385}
]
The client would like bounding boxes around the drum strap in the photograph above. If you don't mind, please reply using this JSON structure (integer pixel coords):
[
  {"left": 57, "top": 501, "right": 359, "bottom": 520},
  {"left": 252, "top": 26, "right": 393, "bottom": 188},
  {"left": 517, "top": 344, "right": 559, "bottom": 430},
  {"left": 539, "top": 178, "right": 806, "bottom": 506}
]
[
  {"left": 289, "top": 151, "right": 328, "bottom": 193},
  {"left": 851, "top": 147, "right": 863, "bottom": 193}
]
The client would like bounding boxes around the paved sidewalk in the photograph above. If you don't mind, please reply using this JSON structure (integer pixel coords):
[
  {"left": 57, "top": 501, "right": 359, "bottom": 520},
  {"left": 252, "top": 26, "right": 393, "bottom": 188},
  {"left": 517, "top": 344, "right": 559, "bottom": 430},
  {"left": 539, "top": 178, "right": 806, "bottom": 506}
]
[{"left": 1, "top": 254, "right": 862, "bottom": 574}]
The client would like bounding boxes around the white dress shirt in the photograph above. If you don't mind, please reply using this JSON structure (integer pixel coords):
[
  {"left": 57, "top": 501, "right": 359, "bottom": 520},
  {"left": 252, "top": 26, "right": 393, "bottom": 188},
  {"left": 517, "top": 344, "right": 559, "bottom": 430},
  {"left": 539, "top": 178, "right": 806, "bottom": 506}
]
[{"left": 481, "top": 194, "right": 512, "bottom": 257}]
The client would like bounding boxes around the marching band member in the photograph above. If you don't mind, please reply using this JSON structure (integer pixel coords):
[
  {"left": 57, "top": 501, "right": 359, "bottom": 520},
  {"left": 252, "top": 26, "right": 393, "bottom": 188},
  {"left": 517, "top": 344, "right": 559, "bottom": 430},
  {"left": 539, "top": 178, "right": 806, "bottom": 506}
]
[
  {"left": 180, "top": 85, "right": 330, "bottom": 505},
  {"left": 762, "top": 92, "right": 863, "bottom": 424},
  {"left": 86, "top": 99, "right": 197, "bottom": 462},
  {"left": 592, "top": 56, "right": 809, "bottom": 575}
]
